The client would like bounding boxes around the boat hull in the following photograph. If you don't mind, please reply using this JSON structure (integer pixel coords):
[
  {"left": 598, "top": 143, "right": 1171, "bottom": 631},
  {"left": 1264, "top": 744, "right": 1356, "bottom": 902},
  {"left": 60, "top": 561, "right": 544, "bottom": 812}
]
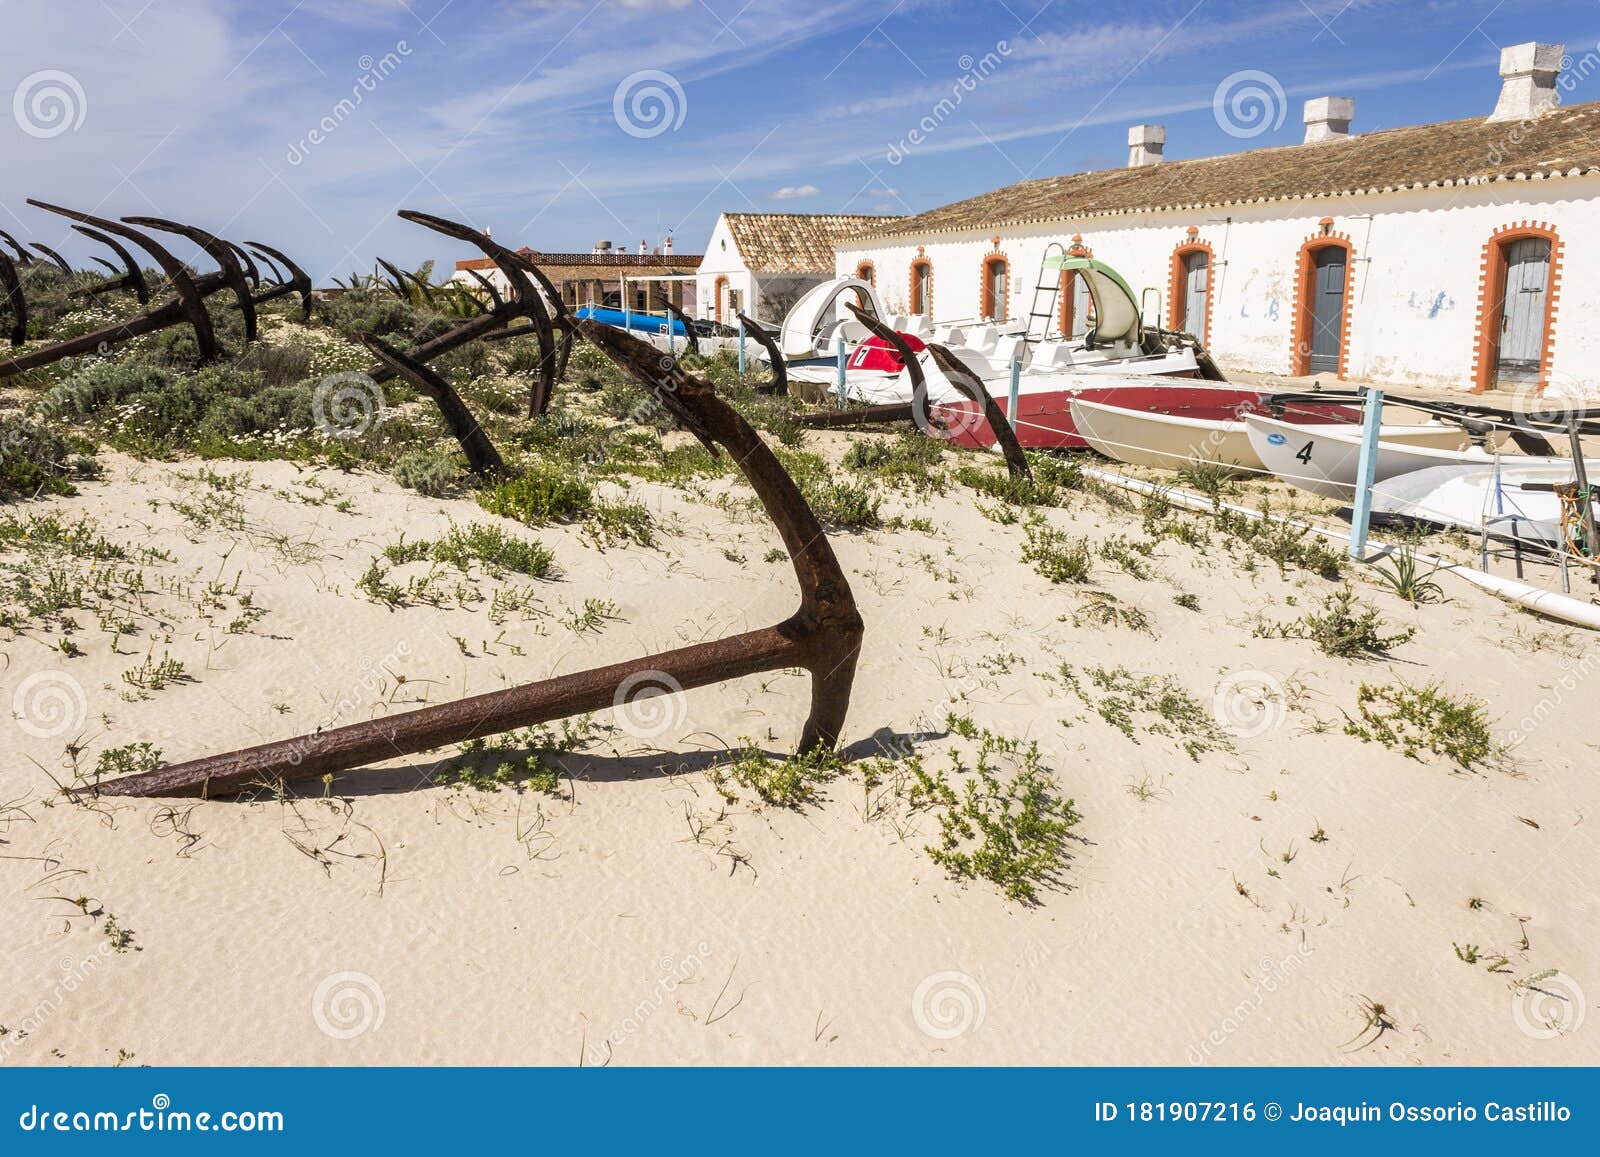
[
  {"left": 933, "top": 383, "right": 1275, "bottom": 451},
  {"left": 1371, "top": 462, "right": 1580, "bottom": 546}
]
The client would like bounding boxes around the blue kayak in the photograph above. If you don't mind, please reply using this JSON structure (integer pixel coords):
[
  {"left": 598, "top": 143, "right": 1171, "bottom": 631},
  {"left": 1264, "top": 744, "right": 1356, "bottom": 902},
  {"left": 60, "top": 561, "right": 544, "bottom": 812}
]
[{"left": 574, "top": 306, "right": 688, "bottom": 337}]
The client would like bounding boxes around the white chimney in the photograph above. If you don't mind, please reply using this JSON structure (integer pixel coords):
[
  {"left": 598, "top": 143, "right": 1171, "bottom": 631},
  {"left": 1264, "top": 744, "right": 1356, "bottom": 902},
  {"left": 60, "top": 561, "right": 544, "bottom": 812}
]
[
  {"left": 1302, "top": 96, "right": 1354, "bottom": 143},
  {"left": 594, "top": 239, "right": 612, "bottom": 255},
  {"left": 1488, "top": 41, "right": 1563, "bottom": 123},
  {"left": 639, "top": 239, "right": 648, "bottom": 255},
  {"left": 663, "top": 235, "right": 673, "bottom": 255},
  {"left": 1127, "top": 124, "right": 1165, "bottom": 167}
]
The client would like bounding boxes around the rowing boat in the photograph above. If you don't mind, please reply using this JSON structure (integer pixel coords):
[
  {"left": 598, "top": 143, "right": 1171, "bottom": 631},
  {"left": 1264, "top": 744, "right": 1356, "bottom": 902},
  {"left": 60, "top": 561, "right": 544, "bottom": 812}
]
[
  {"left": 1069, "top": 398, "right": 1466, "bottom": 472},
  {"left": 1242, "top": 413, "right": 1553, "bottom": 499}
]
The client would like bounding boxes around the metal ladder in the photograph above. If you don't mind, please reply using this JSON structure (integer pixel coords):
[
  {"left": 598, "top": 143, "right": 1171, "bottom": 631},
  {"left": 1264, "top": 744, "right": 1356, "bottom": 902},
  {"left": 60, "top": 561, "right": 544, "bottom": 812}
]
[{"left": 1022, "top": 243, "right": 1071, "bottom": 346}]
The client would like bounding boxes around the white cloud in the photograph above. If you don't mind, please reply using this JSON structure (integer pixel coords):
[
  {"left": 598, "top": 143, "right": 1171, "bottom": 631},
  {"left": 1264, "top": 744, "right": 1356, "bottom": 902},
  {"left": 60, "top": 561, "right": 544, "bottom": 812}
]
[{"left": 772, "top": 184, "right": 820, "bottom": 200}]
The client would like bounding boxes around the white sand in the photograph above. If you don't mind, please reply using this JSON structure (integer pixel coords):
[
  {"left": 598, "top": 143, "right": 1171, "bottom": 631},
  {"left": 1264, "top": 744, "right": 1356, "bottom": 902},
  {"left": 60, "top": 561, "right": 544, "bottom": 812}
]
[{"left": 2, "top": 445, "right": 1595, "bottom": 1065}]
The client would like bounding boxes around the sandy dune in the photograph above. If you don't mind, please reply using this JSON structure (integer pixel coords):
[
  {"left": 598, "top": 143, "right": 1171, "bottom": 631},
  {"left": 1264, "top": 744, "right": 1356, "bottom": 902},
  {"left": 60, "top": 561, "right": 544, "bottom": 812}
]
[{"left": 2, "top": 444, "right": 1595, "bottom": 1066}]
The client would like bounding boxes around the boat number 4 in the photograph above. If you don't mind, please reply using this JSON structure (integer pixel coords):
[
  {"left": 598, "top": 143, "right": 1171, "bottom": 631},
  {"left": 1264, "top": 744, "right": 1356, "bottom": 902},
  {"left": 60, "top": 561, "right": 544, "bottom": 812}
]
[{"left": 1265, "top": 431, "right": 1313, "bottom": 463}]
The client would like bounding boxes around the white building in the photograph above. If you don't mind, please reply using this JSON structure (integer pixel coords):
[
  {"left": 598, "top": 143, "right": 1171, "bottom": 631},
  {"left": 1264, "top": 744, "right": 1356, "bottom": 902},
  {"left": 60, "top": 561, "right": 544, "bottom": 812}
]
[
  {"left": 835, "top": 42, "right": 1596, "bottom": 400},
  {"left": 697, "top": 212, "right": 902, "bottom": 324}
]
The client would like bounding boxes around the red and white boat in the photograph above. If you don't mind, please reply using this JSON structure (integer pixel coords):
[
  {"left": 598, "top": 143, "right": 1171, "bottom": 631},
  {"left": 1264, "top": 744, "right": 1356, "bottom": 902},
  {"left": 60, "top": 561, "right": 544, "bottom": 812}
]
[{"left": 929, "top": 380, "right": 1338, "bottom": 452}]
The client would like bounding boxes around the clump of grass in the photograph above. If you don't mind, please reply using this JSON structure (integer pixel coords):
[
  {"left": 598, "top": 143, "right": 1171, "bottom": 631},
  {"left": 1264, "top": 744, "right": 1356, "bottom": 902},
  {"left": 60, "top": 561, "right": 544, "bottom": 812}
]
[
  {"left": 1022, "top": 520, "right": 1091, "bottom": 583},
  {"left": 121, "top": 653, "right": 188, "bottom": 697},
  {"left": 391, "top": 447, "right": 463, "bottom": 496},
  {"left": 1371, "top": 546, "right": 1446, "bottom": 605},
  {"left": 1071, "top": 591, "right": 1153, "bottom": 635},
  {"left": 711, "top": 744, "right": 844, "bottom": 808},
  {"left": 1345, "top": 681, "right": 1500, "bottom": 771},
  {"left": 1176, "top": 458, "right": 1239, "bottom": 499},
  {"left": 94, "top": 742, "right": 163, "bottom": 781},
  {"left": 1172, "top": 592, "right": 1201, "bottom": 611},
  {"left": 905, "top": 730, "right": 1079, "bottom": 904},
  {"left": 585, "top": 498, "right": 655, "bottom": 548},
  {"left": 388, "top": 523, "right": 557, "bottom": 579},
  {"left": 0, "top": 416, "right": 95, "bottom": 497},
  {"left": 1097, "top": 534, "right": 1154, "bottom": 580},
  {"left": 955, "top": 464, "right": 1056, "bottom": 507},
  {"left": 1027, "top": 452, "right": 1084, "bottom": 491},
  {"left": 439, "top": 719, "right": 596, "bottom": 793},
  {"left": 1216, "top": 505, "right": 1343, "bottom": 580},
  {"left": 1257, "top": 587, "right": 1413, "bottom": 658},
  {"left": 1056, "top": 663, "right": 1234, "bottom": 760},
  {"left": 477, "top": 464, "right": 594, "bottom": 524},
  {"left": 805, "top": 480, "right": 881, "bottom": 530},
  {"left": 842, "top": 432, "right": 947, "bottom": 494}
]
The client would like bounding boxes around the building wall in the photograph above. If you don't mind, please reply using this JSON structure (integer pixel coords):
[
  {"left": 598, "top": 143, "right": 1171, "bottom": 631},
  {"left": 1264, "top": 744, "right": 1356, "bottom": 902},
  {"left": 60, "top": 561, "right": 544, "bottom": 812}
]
[
  {"left": 835, "top": 176, "right": 1600, "bottom": 398},
  {"left": 695, "top": 215, "right": 755, "bottom": 322}
]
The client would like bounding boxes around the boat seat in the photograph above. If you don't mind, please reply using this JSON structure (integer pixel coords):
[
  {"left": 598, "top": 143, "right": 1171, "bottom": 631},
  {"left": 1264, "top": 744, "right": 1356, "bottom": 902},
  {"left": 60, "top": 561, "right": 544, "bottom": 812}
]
[
  {"left": 1040, "top": 344, "right": 1084, "bottom": 368},
  {"left": 992, "top": 335, "right": 1026, "bottom": 369},
  {"left": 968, "top": 325, "right": 999, "bottom": 354}
]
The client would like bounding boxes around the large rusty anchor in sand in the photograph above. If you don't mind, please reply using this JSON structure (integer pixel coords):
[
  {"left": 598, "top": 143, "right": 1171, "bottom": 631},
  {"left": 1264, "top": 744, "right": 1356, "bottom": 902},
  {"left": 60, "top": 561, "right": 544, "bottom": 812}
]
[
  {"left": 92, "top": 318, "right": 865, "bottom": 798},
  {"left": 0, "top": 200, "right": 312, "bottom": 377}
]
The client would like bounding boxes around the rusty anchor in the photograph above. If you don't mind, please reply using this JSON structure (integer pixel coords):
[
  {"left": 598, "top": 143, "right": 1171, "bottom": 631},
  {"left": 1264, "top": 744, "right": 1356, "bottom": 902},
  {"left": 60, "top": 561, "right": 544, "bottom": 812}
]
[
  {"left": 1, "top": 203, "right": 223, "bottom": 375},
  {"left": 0, "top": 254, "right": 27, "bottom": 347},
  {"left": 735, "top": 312, "right": 788, "bottom": 396},
  {"left": 924, "top": 343, "right": 1033, "bottom": 483},
  {"left": 241, "top": 242, "right": 313, "bottom": 323},
  {"left": 797, "top": 304, "right": 1031, "bottom": 482},
  {"left": 364, "top": 213, "right": 564, "bottom": 417},
  {"left": 0, "top": 202, "right": 312, "bottom": 378},
  {"left": 29, "top": 243, "right": 74, "bottom": 275},
  {"left": 0, "top": 230, "right": 33, "bottom": 266},
  {"left": 90, "top": 316, "right": 864, "bottom": 799},
  {"left": 663, "top": 299, "right": 699, "bottom": 354},
  {"left": 70, "top": 225, "right": 153, "bottom": 305},
  {"left": 363, "top": 333, "right": 508, "bottom": 480}
]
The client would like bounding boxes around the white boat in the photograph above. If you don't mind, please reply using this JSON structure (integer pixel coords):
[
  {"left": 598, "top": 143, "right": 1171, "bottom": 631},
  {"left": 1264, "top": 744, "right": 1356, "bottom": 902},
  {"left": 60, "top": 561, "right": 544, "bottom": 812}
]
[
  {"left": 782, "top": 258, "right": 1203, "bottom": 403},
  {"left": 1242, "top": 413, "right": 1571, "bottom": 500},
  {"left": 1071, "top": 398, "right": 1476, "bottom": 474},
  {"left": 1371, "top": 462, "right": 1581, "bottom": 547}
]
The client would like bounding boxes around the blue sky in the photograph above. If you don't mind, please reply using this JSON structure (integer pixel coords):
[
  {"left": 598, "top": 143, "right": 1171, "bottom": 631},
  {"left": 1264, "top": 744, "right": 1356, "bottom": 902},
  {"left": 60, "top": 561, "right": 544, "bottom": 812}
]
[{"left": 2, "top": 0, "right": 1594, "bottom": 281}]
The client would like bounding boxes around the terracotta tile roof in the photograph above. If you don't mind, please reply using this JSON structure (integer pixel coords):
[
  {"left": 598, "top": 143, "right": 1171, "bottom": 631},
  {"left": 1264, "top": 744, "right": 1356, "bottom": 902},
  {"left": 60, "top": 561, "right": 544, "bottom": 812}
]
[
  {"left": 454, "top": 248, "right": 700, "bottom": 276},
  {"left": 847, "top": 102, "right": 1600, "bottom": 242},
  {"left": 724, "top": 213, "right": 906, "bottom": 273}
]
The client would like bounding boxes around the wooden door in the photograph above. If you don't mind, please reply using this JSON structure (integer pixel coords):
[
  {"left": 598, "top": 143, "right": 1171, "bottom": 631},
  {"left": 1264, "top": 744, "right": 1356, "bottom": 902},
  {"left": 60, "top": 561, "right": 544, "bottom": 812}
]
[
  {"left": 1309, "top": 247, "right": 1346, "bottom": 375},
  {"left": 1496, "top": 237, "right": 1551, "bottom": 385}
]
